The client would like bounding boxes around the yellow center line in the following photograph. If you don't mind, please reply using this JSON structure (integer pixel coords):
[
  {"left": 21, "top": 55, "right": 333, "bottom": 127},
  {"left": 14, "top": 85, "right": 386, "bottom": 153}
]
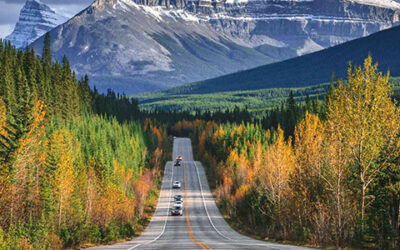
[{"left": 183, "top": 162, "right": 209, "bottom": 250}]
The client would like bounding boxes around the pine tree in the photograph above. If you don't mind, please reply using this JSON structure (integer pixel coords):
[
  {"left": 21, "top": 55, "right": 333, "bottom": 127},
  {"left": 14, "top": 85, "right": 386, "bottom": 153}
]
[
  {"left": 42, "top": 33, "right": 51, "bottom": 66},
  {"left": 312, "top": 95, "right": 320, "bottom": 114},
  {"left": 285, "top": 91, "right": 297, "bottom": 137},
  {"left": 305, "top": 94, "right": 312, "bottom": 113}
]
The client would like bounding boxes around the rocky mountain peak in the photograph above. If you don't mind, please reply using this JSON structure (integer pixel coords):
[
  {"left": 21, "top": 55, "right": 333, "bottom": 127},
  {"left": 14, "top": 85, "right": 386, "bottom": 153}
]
[
  {"left": 5, "top": 0, "right": 67, "bottom": 48},
  {"left": 93, "top": 0, "right": 119, "bottom": 9}
]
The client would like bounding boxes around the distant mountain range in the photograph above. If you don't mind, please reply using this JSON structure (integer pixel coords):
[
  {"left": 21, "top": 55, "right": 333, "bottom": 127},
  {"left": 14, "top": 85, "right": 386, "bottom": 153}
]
[
  {"left": 153, "top": 23, "right": 400, "bottom": 96},
  {"left": 31, "top": 0, "right": 400, "bottom": 94},
  {"left": 5, "top": 0, "right": 67, "bottom": 49}
]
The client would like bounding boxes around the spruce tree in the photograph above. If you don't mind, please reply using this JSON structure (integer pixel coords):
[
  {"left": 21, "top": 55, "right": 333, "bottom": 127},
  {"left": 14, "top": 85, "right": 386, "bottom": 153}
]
[
  {"left": 285, "top": 91, "right": 297, "bottom": 137},
  {"left": 305, "top": 94, "right": 312, "bottom": 113},
  {"left": 312, "top": 95, "right": 320, "bottom": 114},
  {"left": 0, "top": 39, "right": 3, "bottom": 55},
  {"left": 42, "top": 33, "right": 51, "bottom": 66}
]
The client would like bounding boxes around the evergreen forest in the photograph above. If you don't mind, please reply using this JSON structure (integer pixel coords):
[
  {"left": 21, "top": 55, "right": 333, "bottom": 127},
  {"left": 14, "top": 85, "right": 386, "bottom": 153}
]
[{"left": 0, "top": 35, "right": 169, "bottom": 248}]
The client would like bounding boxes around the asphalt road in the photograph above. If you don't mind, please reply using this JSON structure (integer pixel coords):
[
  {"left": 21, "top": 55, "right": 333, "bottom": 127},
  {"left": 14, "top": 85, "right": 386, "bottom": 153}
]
[{"left": 89, "top": 138, "right": 312, "bottom": 250}]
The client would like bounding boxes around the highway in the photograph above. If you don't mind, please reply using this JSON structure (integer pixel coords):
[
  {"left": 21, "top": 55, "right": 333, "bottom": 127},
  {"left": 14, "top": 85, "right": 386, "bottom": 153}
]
[{"left": 89, "top": 138, "right": 311, "bottom": 249}]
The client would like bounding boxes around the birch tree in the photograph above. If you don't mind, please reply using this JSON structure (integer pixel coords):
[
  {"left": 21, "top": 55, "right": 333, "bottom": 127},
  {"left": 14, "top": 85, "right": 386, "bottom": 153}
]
[{"left": 326, "top": 56, "right": 400, "bottom": 237}]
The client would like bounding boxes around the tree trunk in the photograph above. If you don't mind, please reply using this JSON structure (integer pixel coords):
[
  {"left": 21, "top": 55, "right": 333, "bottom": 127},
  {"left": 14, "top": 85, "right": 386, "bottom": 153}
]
[
  {"left": 360, "top": 169, "right": 366, "bottom": 239},
  {"left": 392, "top": 197, "right": 399, "bottom": 249},
  {"left": 337, "top": 183, "right": 342, "bottom": 247},
  {"left": 59, "top": 195, "right": 62, "bottom": 229},
  {"left": 10, "top": 184, "right": 15, "bottom": 225}
]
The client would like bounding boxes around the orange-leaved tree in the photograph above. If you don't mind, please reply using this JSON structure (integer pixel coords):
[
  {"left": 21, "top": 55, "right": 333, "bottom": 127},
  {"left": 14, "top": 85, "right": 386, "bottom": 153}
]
[
  {"left": 261, "top": 125, "right": 295, "bottom": 237},
  {"left": 48, "top": 129, "right": 80, "bottom": 229},
  {"left": 326, "top": 56, "right": 400, "bottom": 237}
]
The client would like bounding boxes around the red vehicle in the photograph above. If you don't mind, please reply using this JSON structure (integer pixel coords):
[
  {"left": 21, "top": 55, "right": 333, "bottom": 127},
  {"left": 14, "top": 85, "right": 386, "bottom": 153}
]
[
  {"left": 171, "top": 205, "right": 183, "bottom": 216},
  {"left": 176, "top": 156, "right": 183, "bottom": 161}
]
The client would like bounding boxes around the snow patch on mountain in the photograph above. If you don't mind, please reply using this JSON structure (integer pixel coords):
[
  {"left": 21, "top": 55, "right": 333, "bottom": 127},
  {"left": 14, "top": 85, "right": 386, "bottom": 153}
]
[
  {"left": 347, "top": 0, "right": 400, "bottom": 9},
  {"left": 129, "top": 2, "right": 201, "bottom": 22}
]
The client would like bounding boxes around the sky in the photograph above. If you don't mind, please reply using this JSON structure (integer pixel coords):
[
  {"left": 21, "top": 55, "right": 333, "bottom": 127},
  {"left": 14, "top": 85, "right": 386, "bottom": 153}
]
[{"left": 0, "top": 0, "right": 94, "bottom": 39}]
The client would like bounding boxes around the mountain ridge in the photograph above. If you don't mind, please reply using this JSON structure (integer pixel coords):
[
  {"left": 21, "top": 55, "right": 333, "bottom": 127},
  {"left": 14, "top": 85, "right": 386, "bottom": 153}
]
[
  {"left": 149, "top": 23, "right": 400, "bottom": 96},
  {"left": 32, "top": 0, "right": 400, "bottom": 94}
]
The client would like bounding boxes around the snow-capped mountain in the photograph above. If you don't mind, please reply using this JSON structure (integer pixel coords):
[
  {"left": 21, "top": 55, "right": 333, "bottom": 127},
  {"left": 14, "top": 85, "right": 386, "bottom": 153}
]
[
  {"left": 32, "top": 0, "right": 400, "bottom": 94},
  {"left": 5, "top": 0, "right": 67, "bottom": 49},
  {"left": 348, "top": 0, "right": 400, "bottom": 8}
]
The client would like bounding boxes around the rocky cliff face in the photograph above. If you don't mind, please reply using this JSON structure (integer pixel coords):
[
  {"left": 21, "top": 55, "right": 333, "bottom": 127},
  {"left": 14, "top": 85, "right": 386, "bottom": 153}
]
[
  {"left": 128, "top": 0, "right": 400, "bottom": 49},
  {"left": 5, "top": 0, "right": 67, "bottom": 49},
  {"left": 31, "top": 0, "right": 400, "bottom": 94}
]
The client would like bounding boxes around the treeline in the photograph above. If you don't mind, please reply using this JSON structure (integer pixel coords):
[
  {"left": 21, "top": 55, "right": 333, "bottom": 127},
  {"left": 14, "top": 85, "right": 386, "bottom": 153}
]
[
  {"left": 0, "top": 36, "right": 169, "bottom": 248},
  {"left": 144, "top": 89, "right": 328, "bottom": 140},
  {"left": 261, "top": 89, "right": 329, "bottom": 138},
  {"left": 152, "top": 93, "right": 323, "bottom": 141},
  {"left": 138, "top": 82, "right": 331, "bottom": 115},
  {"left": 172, "top": 57, "right": 400, "bottom": 249},
  {"left": 93, "top": 88, "right": 141, "bottom": 122},
  {"left": 146, "top": 106, "right": 252, "bottom": 126}
]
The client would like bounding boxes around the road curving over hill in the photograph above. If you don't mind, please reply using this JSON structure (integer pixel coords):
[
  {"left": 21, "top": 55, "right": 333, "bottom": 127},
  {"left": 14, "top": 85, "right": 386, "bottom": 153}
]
[{"left": 89, "top": 138, "right": 312, "bottom": 249}]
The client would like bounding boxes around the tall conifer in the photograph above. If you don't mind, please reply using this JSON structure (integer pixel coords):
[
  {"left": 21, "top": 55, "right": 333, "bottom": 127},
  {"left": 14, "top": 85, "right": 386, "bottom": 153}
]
[{"left": 42, "top": 33, "right": 51, "bottom": 66}]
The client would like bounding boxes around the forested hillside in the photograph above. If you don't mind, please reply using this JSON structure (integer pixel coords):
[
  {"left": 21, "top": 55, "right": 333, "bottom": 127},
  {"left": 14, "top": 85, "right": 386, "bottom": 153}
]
[
  {"left": 137, "top": 78, "right": 400, "bottom": 115},
  {"left": 137, "top": 83, "right": 332, "bottom": 116},
  {"left": 171, "top": 57, "right": 400, "bottom": 249},
  {"left": 0, "top": 36, "right": 169, "bottom": 248}
]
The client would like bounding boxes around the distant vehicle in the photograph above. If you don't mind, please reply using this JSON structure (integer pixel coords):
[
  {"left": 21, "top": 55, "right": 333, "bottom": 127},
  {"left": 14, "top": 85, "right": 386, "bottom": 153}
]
[
  {"left": 174, "top": 160, "right": 181, "bottom": 166},
  {"left": 176, "top": 156, "right": 183, "bottom": 161},
  {"left": 171, "top": 205, "right": 183, "bottom": 216},
  {"left": 174, "top": 200, "right": 183, "bottom": 208},
  {"left": 173, "top": 181, "right": 181, "bottom": 189},
  {"left": 175, "top": 197, "right": 183, "bottom": 202},
  {"left": 174, "top": 195, "right": 183, "bottom": 202},
  {"left": 173, "top": 136, "right": 176, "bottom": 139}
]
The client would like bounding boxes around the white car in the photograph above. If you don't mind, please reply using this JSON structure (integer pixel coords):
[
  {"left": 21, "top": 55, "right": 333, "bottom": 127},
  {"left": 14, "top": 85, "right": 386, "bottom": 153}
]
[
  {"left": 174, "top": 201, "right": 183, "bottom": 208},
  {"left": 173, "top": 181, "right": 181, "bottom": 189}
]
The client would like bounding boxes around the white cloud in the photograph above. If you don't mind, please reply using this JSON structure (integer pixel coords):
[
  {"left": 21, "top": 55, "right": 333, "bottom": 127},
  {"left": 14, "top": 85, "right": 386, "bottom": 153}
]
[
  {"left": 1, "top": 0, "right": 94, "bottom": 4},
  {"left": 0, "top": 24, "right": 14, "bottom": 39},
  {"left": 0, "top": 1, "right": 20, "bottom": 39},
  {"left": 0, "top": 2, "right": 22, "bottom": 24}
]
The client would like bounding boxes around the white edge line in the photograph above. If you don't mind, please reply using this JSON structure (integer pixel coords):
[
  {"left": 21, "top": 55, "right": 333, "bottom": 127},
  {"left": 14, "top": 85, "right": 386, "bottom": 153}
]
[
  {"left": 193, "top": 161, "right": 234, "bottom": 241},
  {"left": 127, "top": 161, "right": 174, "bottom": 249}
]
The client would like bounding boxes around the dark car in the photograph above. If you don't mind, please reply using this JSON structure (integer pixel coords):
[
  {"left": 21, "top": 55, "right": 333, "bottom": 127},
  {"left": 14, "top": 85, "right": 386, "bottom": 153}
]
[
  {"left": 174, "top": 195, "right": 183, "bottom": 202},
  {"left": 171, "top": 205, "right": 183, "bottom": 216},
  {"left": 174, "top": 160, "right": 181, "bottom": 166}
]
